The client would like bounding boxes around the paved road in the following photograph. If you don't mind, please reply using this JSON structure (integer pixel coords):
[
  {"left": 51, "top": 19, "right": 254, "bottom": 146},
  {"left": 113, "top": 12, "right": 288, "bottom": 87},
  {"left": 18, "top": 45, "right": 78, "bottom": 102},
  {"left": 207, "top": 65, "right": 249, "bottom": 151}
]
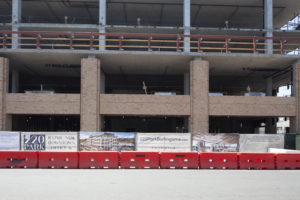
[{"left": 0, "top": 169, "right": 299, "bottom": 200}]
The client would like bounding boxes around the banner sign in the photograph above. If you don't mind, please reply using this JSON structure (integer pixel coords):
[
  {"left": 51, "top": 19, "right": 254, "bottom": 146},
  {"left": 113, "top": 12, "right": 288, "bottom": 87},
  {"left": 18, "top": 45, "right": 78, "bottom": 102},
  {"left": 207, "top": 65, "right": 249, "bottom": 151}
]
[
  {"left": 192, "top": 133, "right": 239, "bottom": 152},
  {"left": 239, "top": 134, "right": 284, "bottom": 152},
  {"left": 21, "top": 132, "right": 78, "bottom": 151},
  {"left": 136, "top": 133, "right": 191, "bottom": 152},
  {"left": 80, "top": 132, "right": 135, "bottom": 151},
  {"left": 0, "top": 132, "right": 20, "bottom": 150}
]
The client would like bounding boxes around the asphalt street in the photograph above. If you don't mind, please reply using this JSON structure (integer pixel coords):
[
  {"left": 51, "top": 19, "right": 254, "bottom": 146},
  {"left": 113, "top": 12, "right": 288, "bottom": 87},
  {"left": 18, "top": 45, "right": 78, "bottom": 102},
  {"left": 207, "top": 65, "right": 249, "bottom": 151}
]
[{"left": 0, "top": 169, "right": 299, "bottom": 200}]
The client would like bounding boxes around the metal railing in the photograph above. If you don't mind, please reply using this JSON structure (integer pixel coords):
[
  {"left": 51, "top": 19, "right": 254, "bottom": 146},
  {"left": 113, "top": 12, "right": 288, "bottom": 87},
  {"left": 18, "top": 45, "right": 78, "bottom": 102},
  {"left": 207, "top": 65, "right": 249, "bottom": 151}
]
[{"left": 1, "top": 31, "right": 300, "bottom": 55}]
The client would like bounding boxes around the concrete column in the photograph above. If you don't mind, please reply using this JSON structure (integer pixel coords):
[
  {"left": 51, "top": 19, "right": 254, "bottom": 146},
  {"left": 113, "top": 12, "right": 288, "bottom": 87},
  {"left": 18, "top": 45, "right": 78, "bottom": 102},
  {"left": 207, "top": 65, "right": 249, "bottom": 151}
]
[
  {"left": 12, "top": 70, "right": 19, "bottom": 93},
  {"left": 100, "top": 70, "right": 105, "bottom": 94},
  {"left": 99, "top": 0, "right": 106, "bottom": 50},
  {"left": 265, "top": 77, "right": 273, "bottom": 133},
  {"left": 80, "top": 57, "right": 101, "bottom": 132},
  {"left": 183, "top": 0, "right": 190, "bottom": 52},
  {"left": 264, "top": 0, "right": 273, "bottom": 54},
  {"left": 189, "top": 58, "right": 209, "bottom": 133},
  {"left": 292, "top": 61, "right": 300, "bottom": 133},
  {"left": 12, "top": 0, "right": 22, "bottom": 49},
  {"left": 0, "top": 57, "right": 11, "bottom": 131},
  {"left": 184, "top": 72, "right": 190, "bottom": 95}
]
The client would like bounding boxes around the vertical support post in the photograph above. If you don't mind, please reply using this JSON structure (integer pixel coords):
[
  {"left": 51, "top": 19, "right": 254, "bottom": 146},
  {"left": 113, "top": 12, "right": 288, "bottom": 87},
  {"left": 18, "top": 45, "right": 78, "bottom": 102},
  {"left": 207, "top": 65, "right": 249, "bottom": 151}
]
[
  {"left": 264, "top": 0, "right": 273, "bottom": 54},
  {"left": 0, "top": 57, "right": 11, "bottom": 131},
  {"left": 184, "top": 72, "right": 190, "bottom": 95},
  {"left": 80, "top": 57, "right": 101, "bottom": 132},
  {"left": 12, "top": 0, "right": 22, "bottom": 49},
  {"left": 99, "top": 0, "right": 106, "bottom": 51},
  {"left": 189, "top": 58, "right": 209, "bottom": 133},
  {"left": 265, "top": 77, "right": 273, "bottom": 133},
  {"left": 183, "top": 0, "right": 190, "bottom": 52},
  {"left": 11, "top": 69, "right": 19, "bottom": 93}
]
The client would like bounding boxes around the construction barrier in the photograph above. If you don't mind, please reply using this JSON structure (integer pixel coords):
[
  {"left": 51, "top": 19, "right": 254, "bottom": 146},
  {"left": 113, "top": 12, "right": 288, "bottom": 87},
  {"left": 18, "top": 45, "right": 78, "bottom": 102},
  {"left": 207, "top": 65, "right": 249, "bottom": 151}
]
[
  {"left": 160, "top": 152, "right": 199, "bottom": 169},
  {"left": 120, "top": 152, "right": 159, "bottom": 169},
  {"left": 1, "top": 151, "right": 300, "bottom": 170},
  {"left": 79, "top": 152, "right": 119, "bottom": 169},
  {"left": 239, "top": 153, "right": 276, "bottom": 170},
  {"left": 0, "top": 151, "right": 38, "bottom": 168},
  {"left": 276, "top": 153, "right": 300, "bottom": 170},
  {"left": 39, "top": 152, "right": 78, "bottom": 169},
  {"left": 200, "top": 153, "right": 238, "bottom": 169}
]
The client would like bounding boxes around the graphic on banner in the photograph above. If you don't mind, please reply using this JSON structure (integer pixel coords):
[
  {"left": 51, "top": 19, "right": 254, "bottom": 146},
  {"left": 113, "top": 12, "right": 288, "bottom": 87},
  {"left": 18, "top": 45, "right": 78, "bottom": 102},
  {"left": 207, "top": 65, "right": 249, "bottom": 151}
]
[
  {"left": 80, "top": 132, "right": 135, "bottom": 151},
  {"left": 0, "top": 132, "right": 20, "bottom": 150},
  {"left": 136, "top": 133, "right": 191, "bottom": 152},
  {"left": 192, "top": 133, "right": 239, "bottom": 152},
  {"left": 21, "top": 132, "right": 78, "bottom": 151},
  {"left": 239, "top": 134, "right": 284, "bottom": 152}
]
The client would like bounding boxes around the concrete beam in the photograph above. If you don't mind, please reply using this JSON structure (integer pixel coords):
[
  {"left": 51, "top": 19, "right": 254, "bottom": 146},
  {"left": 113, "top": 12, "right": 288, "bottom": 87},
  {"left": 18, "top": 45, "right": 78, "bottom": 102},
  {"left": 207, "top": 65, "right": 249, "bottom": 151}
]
[
  {"left": 183, "top": 0, "right": 190, "bottom": 52},
  {"left": 264, "top": 0, "right": 273, "bottom": 54},
  {"left": 12, "top": 0, "right": 21, "bottom": 49}
]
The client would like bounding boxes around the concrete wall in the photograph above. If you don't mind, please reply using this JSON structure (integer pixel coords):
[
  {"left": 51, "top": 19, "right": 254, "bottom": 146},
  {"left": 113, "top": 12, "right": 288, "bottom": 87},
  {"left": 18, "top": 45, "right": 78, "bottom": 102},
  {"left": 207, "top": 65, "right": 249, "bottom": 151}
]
[
  {"left": 189, "top": 59, "right": 209, "bottom": 133},
  {"left": 209, "top": 96, "right": 296, "bottom": 117},
  {"left": 80, "top": 58, "right": 100, "bottom": 132},
  {"left": 292, "top": 62, "right": 300, "bottom": 133},
  {"left": 6, "top": 94, "right": 80, "bottom": 115},
  {"left": 100, "top": 94, "right": 190, "bottom": 116},
  {"left": 0, "top": 58, "right": 10, "bottom": 131}
]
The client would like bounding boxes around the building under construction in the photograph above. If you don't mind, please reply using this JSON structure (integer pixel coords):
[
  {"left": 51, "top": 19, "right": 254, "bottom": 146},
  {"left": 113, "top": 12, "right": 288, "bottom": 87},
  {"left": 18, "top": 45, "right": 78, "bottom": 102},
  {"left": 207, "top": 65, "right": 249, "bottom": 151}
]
[{"left": 0, "top": 0, "right": 300, "bottom": 133}]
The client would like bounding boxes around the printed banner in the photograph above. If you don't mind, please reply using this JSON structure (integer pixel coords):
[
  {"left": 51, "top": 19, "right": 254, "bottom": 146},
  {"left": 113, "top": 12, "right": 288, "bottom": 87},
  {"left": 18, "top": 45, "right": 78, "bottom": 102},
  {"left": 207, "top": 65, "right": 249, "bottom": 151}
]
[
  {"left": 21, "top": 132, "right": 78, "bottom": 151},
  {"left": 239, "top": 134, "right": 284, "bottom": 152},
  {"left": 80, "top": 132, "right": 135, "bottom": 151},
  {"left": 192, "top": 133, "right": 239, "bottom": 152},
  {"left": 136, "top": 133, "right": 191, "bottom": 152},
  {"left": 0, "top": 132, "right": 20, "bottom": 150}
]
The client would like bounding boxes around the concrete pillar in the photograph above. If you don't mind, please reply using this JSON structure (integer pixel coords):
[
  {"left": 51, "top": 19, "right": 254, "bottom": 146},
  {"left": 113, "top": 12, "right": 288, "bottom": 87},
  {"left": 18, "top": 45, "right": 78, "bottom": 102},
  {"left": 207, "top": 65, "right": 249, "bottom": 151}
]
[
  {"left": 0, "top": 57, "right": 11, "bottom": 131},
  {"left": 292, "top": 61, "right": 300, "bottom": 133},
  {"left": 265, "top": 77, "right": 273, "bottom": 133},
  {"left": 80, "top": 57, "right": 101, "bottom": 132},
  {"left": 100, "top": 70, "right": 105, "bottom": 94},
  {"left": 264, "top": 0, "right": 273, "bottom": 54},
  {"left": 99, "top": 0, "right": 106, "bottom": 50},
  {"left": 183, "top": 0, "right": 190, "bottom": 52},
  {"left": 12, "top": 70, "right": 19, "bottom": 93},
  {"left": 189, "top": 58, "right": 209, "bottom": 133},
  {"left": 12, "top": 0, "right": 22, "bottom": 49},
  {"left": 184, "top": 72, "right": 190, "bottom": 95}
]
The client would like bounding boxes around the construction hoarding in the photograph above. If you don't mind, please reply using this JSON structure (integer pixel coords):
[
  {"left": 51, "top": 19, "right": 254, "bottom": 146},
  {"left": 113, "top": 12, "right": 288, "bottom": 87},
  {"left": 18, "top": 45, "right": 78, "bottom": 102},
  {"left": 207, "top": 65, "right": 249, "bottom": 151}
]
[
  {"left": 239, "top": 134, "right": 284, "bottom": 152},
  {"left": 192, "top": 133, "right": 239, "bottom": 152},
  {"left": 21, "top": 132, "right": 78, "bottom": 151},
  {"left": 0, "top": 132, "right": 20, "bottom": 150},
  {"left": 136, "top": 133, "right": 191, "bottom": 152},
  {"left": 80, "top": 132, "right": 135, "bottom": 151}
]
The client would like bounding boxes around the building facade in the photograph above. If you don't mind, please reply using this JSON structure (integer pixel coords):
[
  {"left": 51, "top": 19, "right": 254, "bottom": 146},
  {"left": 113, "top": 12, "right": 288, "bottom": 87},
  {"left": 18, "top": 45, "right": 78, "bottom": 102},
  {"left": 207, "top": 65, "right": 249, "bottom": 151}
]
[{"left": 0, "top": 0, "right": 300, "bottom": 133}]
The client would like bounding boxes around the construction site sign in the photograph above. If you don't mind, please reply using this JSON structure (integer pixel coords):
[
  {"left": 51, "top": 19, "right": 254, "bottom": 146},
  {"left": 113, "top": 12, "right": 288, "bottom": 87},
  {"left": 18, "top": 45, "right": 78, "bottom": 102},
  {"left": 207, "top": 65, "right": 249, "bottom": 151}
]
[
  {"left": 192, "top": 133, "right": 239, "bottom": 152},
  {"left": 136, "top": 133, "right": 191, "bottom": 152},
  {"left": 21, "top": 132, "right": 78, "bottom": 151},
  {"left": 0, "top": 132, "right": 20, "bottom": 150}
]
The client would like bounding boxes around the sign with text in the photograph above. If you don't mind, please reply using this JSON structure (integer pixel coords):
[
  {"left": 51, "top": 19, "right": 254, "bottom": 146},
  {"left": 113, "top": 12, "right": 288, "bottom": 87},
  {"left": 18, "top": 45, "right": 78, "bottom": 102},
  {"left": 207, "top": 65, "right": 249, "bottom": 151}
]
[
  {"left": 21, "top": 132, "right": 78, "bottom": 151},
  {"left": 0, "top": 132, "right": 20, "bottom": 150},
  {"left": 136, "top": 133, "right": 191, "bottom": 152},
  {"left": 239, "top": 134, "right": 284, "bottom": 152},
  {"left": 192, "top": 133, "right": 239, "bottom": 152}
]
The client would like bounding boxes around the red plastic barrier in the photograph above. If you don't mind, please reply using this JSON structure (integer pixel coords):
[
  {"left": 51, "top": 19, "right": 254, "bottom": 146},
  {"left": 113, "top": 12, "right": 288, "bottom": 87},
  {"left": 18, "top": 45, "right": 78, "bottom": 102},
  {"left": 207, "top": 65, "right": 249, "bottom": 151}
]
[
  {"left": 160, "top": 152, "right": 198, "bottom": 169},
  {"left": 79, "top": 152, "right": 119, "bottom": 169},
  {"left": 200, "top": 153, "right": 238, "bottom": 169},
  {"left": 39, "top": 152, "right": 78, "bottom": 169},
  {"left": 0, "top": 151, "right": 38, "bottom": 168},
  {"left": 120, "top": 152, "right": 159, "bottom": 169},
  {"left": 239, "top": 153, "right": 275, "bottom": 170},
  {"left": 276, "top": 153, "right": 300, "bottom": 170}
]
